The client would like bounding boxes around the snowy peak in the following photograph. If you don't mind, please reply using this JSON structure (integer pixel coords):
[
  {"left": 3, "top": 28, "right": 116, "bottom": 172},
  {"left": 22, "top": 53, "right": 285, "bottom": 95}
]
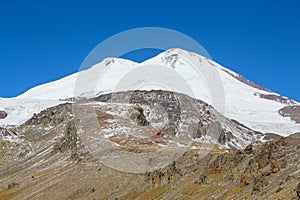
[
  {"left": 0, "top": 48, "right": 299, "bottom": 136},
  {"left": 16, "top": 57, "right": 137, "bottom": 100}
]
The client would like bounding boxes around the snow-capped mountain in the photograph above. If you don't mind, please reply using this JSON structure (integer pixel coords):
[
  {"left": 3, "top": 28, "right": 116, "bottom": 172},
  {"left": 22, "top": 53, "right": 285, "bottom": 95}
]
[{"left": 0, "top": 48, "right": 299, "bottom": 136}]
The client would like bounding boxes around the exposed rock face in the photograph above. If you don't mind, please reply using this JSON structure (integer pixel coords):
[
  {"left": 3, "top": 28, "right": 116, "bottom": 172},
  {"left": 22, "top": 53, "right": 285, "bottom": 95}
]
[
  {"left": 263, "top": 133, "right": 283, "bottom": 141},
  {"left": 25, "top": 103, "right": 72, "bottom": 126},
  {"left": 129, "top": 106, "right": 149, "bottom": 126},
  {"left": 0, "top": 126, "right": 17, "bottom": 137},
  {"left": 218, "top": 130, "right": 234, "bottom": 145},
  {"left": 0, "top": 111, "right": 7, "bottom": 119},
  {"left": 144, "top": 161, "right": 179, "bottom": 186},
  {"left": 199, "top": 133, "right": 299, "bottom": 197},
  {"left": 93, "top": 90, "right": 282, "bottom": 150},
  {"left": 279, "top": 105, "right": 300, "bottom": 123},
  {"left": 52, "top": 120, "right": 78, "bottom": 160},
  {"left": 96, "top": 90, "right": 187, "bottom": 124},
  {"left": 207, "top": 121, "right": 224, "bottom": 140},
  {"left": 254, "top": 92, "right": 296, "bottom": 105},
  {"left": 201, "top": 121, "right": 234, "bottom": 145},
  {"left": 195, "top": 121, "right": 207, "bottom": 137},
  {"left": 220, "top": 68, "right": 271, "bottom": 92},
  {"left": 142, "top": 132, "right": 299, "bottom": 198},
  {"left": 244, "top": 144, "right": 253, "bottom": 154}
]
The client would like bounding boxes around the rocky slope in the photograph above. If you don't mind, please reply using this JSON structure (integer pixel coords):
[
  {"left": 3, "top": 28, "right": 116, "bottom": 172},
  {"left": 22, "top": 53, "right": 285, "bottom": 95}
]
[
  {"left": 0, "top": 91, "right": 299, "bottom": 199},
  {"left": 93, "top": 90, "right": 266, "bottom": 150}
]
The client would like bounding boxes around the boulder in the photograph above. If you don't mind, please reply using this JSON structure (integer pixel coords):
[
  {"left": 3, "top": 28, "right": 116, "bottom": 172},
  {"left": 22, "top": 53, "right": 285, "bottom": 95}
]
[{"left": 0, "top": 110, "right": 7, "bottom": 119}]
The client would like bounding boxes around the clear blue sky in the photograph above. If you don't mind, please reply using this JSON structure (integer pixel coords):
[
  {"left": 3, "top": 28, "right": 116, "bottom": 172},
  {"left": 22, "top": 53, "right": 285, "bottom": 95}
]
[{"left": 1, "top": 0, "right": 299, "bottom": 101}]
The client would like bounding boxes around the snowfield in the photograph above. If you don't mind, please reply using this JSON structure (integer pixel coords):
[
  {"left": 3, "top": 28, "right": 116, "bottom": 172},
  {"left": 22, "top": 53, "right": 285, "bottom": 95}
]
[
  {"left": 1, "top": 48, "right": 299, "bottom": 136},
  {"left": 0, "top": 98, "right": 62, "bottom": 126}
]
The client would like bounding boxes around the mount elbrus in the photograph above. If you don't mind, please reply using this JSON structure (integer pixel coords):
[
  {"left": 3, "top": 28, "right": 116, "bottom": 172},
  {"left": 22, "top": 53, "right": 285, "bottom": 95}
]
[{"left": 0, "top": 48, "right": 299, "bottom": 199}]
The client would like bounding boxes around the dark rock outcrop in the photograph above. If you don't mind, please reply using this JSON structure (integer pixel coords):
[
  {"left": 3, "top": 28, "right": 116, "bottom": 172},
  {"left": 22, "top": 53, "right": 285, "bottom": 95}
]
[
  {"left": 218, "top": 130, "right": 234, "bottom": 145},
  {"left": 144, "top": 161, "right": 179, "bottom": 186},
  {"left": 254, "top": 92, "right": 296, "bottom": 105},
  {"left": 94, "top": 90, "right": 266, "bottom": 150},
  {"left": 129, "top": 105, "right": 149, "bottom": 126},
  {"left": 206, "top": 121, "right": 234, "bottom": 144},
  {"left": 279, "top": 105, "right": 300, "bottom": 123},
  {"left": 52, "top": 121, "right": 78, "bottom": 160},
  {"left": 220, "top": 68, "right": 271, "bottom": 92},
  {"left": 194, "top": 121, "right": 207, "bottom": 138},
  {"left": 263, "top": 133, "right": 282, "bottom": 141},
  {"left": 25, "top": 103, "right": 72, "bottom": 125},
  {"left": 0, "top": 126, "right": 17, "bottom": 137},
  {"left": 0, "top": 111, "right": 7, "bottom": 119},
  {"left": 244, "top": 144, "right": 253, "bottom": 154}
]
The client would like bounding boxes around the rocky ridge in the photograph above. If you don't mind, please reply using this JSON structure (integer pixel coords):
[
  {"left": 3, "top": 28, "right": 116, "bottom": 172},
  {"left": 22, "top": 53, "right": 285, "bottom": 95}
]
[{"left": 0, "top": 90, "right": 299, "bottom": 199}]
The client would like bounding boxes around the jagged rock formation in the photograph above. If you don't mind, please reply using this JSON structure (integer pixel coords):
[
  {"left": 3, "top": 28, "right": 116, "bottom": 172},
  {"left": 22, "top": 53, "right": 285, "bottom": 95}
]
[
  {"left": 52, "top": 121, "right": 78, "bottom": 160},
  {"left": 144, "top": 161, "right": 179, "bottom": 186},
  {"left": 139, "top": 132, "right": 300, "bottom": 199}
]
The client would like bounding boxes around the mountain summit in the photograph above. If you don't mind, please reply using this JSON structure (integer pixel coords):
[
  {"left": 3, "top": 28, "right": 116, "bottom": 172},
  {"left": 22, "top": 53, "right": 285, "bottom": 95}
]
[
  {"left": 1, "top": 48, "right": 300, "bottom": 199},
  {"left": 0, "top": 48, "right": 299, "bottom": 136}
]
